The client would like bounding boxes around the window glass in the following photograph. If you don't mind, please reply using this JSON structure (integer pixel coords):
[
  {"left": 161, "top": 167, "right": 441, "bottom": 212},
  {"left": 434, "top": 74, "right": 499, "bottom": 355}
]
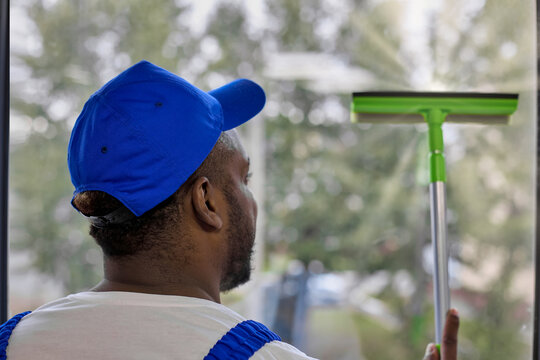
[{"left": 10, "top": 1, "right": 535, "bottom": 359}]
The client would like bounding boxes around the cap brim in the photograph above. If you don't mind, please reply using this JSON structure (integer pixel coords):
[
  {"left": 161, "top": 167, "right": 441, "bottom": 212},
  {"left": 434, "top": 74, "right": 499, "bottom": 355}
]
[{"left": 208, "top": 79, "right": 266, "bottom": 131}]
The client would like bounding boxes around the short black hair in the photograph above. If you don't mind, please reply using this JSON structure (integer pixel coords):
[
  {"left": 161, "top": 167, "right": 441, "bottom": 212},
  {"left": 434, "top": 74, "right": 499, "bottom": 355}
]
[{"left": 72, "top": 132, "right": 236, "bottom": 258}]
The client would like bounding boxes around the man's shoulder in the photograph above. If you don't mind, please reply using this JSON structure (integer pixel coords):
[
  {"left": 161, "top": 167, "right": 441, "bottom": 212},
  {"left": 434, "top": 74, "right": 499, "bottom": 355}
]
[
  {"left": 253, "top": 341, "right": 319, "bottom": 360},
  {"left": 9, "top": 291, "right": 248, "bottom": 359},
  {"left": 27, "top": 291, "right": 246, "bottom": 324}
]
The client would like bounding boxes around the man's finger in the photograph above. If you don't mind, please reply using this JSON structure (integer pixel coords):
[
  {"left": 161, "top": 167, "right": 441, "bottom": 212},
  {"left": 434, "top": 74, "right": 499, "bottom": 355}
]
[
  {"left": 442, "top": 308, "right": 459, "bottom": 360},
  {"left": 423, "top": 343, "right": 439, "bottom": 360}
]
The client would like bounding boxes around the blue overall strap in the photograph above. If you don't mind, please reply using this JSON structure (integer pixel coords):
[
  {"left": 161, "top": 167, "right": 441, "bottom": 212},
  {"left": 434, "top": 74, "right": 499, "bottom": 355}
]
[
  {"left": 204, "top": 320, "right": 281, "bottom": 360},
  {"left": 0, "top": 311, "right": 31, "bottom": 360}
]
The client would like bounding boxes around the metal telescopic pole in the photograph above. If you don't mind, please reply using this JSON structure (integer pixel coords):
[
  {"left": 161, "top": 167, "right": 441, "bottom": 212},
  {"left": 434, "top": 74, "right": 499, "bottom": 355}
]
[
  {"left": 0, "top": 0, "right": 10, "bottom": 324},
  {"left": 429, "top": 182, "right": 450, "bottom": 345},
  {"left": 426, "top": 111, "right": 450, "bottom": 346}
]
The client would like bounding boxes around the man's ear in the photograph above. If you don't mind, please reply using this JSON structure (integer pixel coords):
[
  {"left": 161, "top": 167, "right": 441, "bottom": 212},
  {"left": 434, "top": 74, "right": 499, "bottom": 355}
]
[{"left": 191, "top": 177, "right": 223, "bottom": 231}]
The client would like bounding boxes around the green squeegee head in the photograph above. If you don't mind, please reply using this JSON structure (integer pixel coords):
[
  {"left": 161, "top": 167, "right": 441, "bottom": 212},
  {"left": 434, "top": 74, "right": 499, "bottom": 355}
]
[
  {"left": 351, "top": 92, "right": 518, "bottom": 182},
  {"left": 351, "top": 92, "right": 519, "bottom": 124}
]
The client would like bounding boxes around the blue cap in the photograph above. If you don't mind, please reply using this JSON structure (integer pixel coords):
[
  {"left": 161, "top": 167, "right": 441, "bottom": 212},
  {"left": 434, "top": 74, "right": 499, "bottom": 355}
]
[{"left": 68, "top": 60, "right": 265, "bottom": 217}]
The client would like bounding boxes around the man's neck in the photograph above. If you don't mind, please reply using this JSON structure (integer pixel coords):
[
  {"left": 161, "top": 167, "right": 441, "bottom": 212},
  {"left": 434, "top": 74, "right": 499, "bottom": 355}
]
[
  {"left": 92, "top": 256, "right": 221, "bottom": 303},
  {"left": 91, "top": 279, "right": 220, "bottom": 303}
]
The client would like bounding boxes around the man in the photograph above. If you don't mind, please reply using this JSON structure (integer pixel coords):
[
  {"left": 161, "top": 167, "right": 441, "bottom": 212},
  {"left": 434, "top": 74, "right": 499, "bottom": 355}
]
[{"left": 1, "top": 61, "right": 458, "bottom": 359}]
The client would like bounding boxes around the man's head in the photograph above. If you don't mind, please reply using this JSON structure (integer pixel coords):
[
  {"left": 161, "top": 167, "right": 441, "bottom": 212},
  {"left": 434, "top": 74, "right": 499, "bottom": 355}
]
[{"left": 68, "top": 61, "right": 264, "bottom": 293}]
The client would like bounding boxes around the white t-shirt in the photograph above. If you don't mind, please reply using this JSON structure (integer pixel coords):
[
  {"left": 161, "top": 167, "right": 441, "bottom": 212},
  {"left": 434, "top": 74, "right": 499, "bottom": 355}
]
[{"left": 7, "top": 291, "right": 317, "bottom": 359}]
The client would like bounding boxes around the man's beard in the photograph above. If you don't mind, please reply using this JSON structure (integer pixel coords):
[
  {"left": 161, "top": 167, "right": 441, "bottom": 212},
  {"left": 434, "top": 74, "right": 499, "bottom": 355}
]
[{"left": 219, "top": 190, "right": 256, "bottom": 292}]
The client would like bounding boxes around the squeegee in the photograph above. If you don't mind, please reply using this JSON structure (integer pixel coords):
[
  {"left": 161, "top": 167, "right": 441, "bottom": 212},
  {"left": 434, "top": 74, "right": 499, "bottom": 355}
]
[{"left": 350, "top": 92, "right": 519, "bottom": 348}]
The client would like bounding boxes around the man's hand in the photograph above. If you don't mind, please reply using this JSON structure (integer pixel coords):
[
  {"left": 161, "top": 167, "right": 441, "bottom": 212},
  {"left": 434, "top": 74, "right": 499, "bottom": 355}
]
[{"left": 423, "top": 309, "right": 460, "bottom": 360}]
